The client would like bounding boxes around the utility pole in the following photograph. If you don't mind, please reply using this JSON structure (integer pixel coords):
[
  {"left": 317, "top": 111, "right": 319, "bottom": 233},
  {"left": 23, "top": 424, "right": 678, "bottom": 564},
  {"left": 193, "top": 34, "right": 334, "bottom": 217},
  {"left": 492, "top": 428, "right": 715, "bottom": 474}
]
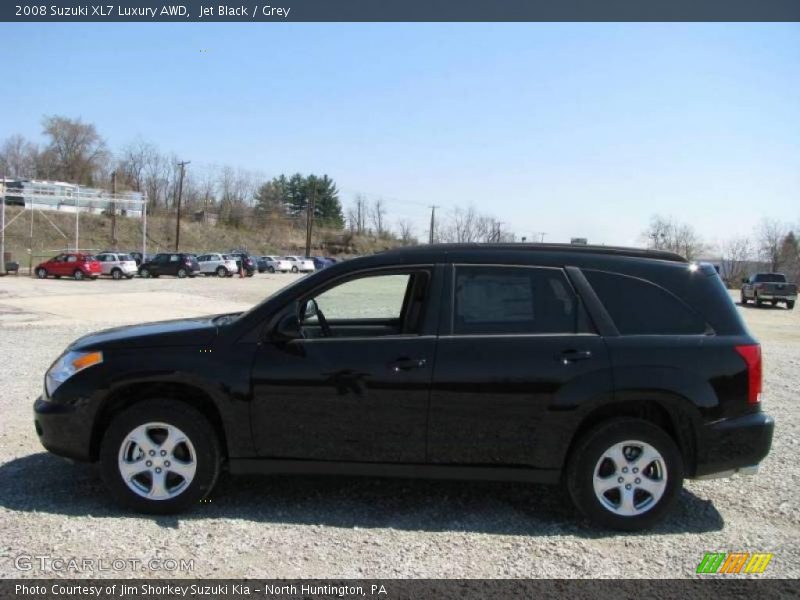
[
  {"left": 304, "top": 181, "right": 317, "bottom": 257},
  {"left": 110, "top": 171, "right": 117, "bottom": 248},
  {"left": 175, "top": 161, "right": 190, "bottom": 251},
  {"left": 428, "top": 205, "right": 439, "bottom": 244}
]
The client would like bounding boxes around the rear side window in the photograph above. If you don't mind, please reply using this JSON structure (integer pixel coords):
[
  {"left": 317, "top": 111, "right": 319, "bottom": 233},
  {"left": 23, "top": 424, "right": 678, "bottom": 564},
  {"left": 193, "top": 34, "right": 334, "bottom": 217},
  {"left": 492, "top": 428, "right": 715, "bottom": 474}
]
[
  {"left": 453, "top": 266, "right": 577, "bottom": 335},
  {"left": 584, "top": 270, "right": 706, "bottom": 335}
]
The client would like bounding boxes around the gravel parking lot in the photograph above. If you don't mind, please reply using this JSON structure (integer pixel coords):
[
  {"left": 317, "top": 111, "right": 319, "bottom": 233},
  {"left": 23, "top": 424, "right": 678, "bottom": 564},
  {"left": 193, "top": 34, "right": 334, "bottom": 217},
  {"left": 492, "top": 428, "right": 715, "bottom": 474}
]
[{"left": 0, "top": 274, "right": 797, "bottom": 579}]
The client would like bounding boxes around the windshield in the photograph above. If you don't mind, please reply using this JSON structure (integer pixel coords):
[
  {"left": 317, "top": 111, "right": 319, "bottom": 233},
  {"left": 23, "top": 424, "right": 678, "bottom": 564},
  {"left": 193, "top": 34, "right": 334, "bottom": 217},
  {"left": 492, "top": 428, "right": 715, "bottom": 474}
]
[
  {"left": 234, "top": 272, "right": 312, "bottom": 322},
  {"left": 119, "top": 254, "right": 133, "bottom": 261}
]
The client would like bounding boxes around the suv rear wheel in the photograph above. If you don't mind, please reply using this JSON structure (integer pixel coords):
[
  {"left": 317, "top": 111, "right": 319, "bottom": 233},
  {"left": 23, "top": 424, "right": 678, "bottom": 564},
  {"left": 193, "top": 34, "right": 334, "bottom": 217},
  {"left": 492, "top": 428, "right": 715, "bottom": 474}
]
[
  {"left": 99, "top": 399, "right": 221, "bottom": 514},
  {"left": 566, "top": 418, "right": 683, "bottom": 531},
  {"left": 111, "top": 268, "right": 123, "bottom": 280},
  {"left": 177, "top": 268, "right": 188, "bottom": 278},
  {"left": 216, "top": 266, "right": 227, "bottom": 277}
]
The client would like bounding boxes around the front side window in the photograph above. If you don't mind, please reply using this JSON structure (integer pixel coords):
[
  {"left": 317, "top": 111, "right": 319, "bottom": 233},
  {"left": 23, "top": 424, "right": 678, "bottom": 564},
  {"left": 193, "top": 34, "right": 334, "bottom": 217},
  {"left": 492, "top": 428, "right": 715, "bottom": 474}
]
[
  {"left": 453, "top": 266, "right": 577, "bottom": 335},
  {"left": 312, "top": 273, "right": 412, "bottom": 321},
  {"left": 583, "top": 270, "right": 707, "bottom": 335}
]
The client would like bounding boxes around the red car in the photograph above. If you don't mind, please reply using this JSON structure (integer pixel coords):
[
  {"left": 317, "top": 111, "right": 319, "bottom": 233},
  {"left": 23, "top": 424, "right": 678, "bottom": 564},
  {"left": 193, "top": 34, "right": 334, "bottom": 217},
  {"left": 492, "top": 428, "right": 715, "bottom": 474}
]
[{"left": 35, "top": 253, "right": 102, "bottom": 281}]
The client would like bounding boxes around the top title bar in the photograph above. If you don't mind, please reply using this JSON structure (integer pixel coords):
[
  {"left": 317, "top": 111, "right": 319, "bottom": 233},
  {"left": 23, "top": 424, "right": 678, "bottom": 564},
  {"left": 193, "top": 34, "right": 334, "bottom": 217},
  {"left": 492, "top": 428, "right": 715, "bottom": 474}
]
[{"left": 3, "top": 0, "right": 800, "bottom": 22}]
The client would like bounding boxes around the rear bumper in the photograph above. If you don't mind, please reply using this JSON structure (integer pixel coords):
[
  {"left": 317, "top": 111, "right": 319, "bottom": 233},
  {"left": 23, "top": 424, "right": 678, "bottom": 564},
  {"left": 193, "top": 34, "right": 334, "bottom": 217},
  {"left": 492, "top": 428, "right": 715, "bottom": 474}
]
[
  {"left": 692, "top": 412, "right": 774, "bottom": 479},
  {"left": 758, "top": 294, "right": 796, "bottom": 301}
]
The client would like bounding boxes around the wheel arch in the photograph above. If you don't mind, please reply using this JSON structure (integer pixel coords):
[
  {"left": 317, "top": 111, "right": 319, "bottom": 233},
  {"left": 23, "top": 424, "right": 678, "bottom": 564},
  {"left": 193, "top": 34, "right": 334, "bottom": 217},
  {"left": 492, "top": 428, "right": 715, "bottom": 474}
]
[
  {"left": 561, "top": 394, "right": 699, "bottom": 478},
  {"left": 90, "top": 382, "right": 229, "bottom": 461}
]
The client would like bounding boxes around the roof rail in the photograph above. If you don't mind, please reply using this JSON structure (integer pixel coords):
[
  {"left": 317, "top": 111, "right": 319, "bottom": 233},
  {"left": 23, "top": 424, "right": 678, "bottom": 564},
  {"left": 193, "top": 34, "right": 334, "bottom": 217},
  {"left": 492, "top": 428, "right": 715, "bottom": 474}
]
[{"left": 381, "top": 243, "right": 688, "bottom": 263}]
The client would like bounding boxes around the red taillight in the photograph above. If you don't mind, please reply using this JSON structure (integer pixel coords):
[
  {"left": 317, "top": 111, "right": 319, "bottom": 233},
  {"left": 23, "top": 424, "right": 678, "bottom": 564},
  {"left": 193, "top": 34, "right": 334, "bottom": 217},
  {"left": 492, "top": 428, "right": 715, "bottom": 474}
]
[{"left": 735, "top": 344, "right": 762, "bottom": 405}]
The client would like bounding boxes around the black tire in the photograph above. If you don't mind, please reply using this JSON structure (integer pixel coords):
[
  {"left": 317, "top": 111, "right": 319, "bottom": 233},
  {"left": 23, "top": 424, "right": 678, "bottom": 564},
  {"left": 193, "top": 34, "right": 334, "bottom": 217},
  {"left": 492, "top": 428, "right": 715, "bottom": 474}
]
[
  {"left": 755, "top": 293, "right": 763, "bottom": 307},
  {"left": 740, "top": 292, "right": 747, "bottom": 305},
  {"left": 140, "top": 268, "right": 151, "bottom": 279},
  {"left": 788, "top": 300, "right": 795, "bottom": 310},
  {"left": 291, "top": 266, "right": 298, "bottom": 273},
  {"left": 566, "top": 418, "right": 684, "bottom": 531},
  {"left": 177, "top": 268, "right": 188, "bottom": 279},
  {"left": 246, "top": 271, "right": 254, "bottom": 278},
  {"left": 268, "top": 266, "right": 275, "bottom": 273},
  {"left": 111, "top": 269, "right": 123, "bottom": 280},
  {"left": 216, "top": 266, "right": 227, "bottom": 278},
  {"left": 126, "top": 275, "right": 135, "bottom": 279},
  {"left": 99, "top": 399, "right": 221, "bottom": 514},
  {"left": 36, "top": 268, "right": 48, "bottom": 279},
  {"left": 73, "top": 269, "right": 85, "bottom": 281}
]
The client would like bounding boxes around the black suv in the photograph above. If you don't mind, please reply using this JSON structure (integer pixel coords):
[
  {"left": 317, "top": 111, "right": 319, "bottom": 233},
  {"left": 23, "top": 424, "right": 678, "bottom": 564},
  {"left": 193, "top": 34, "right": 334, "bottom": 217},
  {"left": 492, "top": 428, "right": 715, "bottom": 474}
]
[
  {"left": 138, "top": 253, "right": 200, "bottom": 278},
  {"left": 33, "top": 244, "right": 773, "bottom": 529}
]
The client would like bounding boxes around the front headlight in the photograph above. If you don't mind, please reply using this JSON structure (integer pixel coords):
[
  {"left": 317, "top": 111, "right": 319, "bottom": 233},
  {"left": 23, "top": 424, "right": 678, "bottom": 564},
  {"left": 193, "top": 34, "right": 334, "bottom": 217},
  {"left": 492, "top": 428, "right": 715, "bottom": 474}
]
[{"left": 45, "top": 350, "right": 103, "bottom": 398}]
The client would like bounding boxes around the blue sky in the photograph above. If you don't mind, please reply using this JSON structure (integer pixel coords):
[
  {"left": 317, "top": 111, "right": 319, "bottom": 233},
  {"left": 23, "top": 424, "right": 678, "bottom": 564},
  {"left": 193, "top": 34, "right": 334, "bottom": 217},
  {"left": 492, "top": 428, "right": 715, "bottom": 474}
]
[{"left": 1, "top": 23, "right": 798, "bottom": 247}]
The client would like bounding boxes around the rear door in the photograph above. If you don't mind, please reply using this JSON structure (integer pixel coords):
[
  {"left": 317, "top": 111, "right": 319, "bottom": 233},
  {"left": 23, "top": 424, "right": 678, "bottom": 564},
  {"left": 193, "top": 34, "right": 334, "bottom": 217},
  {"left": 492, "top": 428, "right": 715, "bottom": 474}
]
[{"left": 428, "top": 264, "right": 612, "bottom": 466}]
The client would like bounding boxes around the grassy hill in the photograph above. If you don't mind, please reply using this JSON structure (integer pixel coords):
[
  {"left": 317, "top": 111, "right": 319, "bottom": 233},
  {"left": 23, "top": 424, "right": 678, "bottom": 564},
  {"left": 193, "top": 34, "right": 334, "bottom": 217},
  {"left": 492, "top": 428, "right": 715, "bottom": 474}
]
[{"left": 1, "top": 206, "right": 401, "bottom": 270}]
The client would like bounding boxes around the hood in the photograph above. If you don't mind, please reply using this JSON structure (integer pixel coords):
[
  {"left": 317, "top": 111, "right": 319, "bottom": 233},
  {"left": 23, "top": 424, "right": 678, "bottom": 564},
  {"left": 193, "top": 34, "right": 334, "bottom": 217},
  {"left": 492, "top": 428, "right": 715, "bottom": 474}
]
[{"left": 70, "top": 316, "right": 220, "bottom": 351}]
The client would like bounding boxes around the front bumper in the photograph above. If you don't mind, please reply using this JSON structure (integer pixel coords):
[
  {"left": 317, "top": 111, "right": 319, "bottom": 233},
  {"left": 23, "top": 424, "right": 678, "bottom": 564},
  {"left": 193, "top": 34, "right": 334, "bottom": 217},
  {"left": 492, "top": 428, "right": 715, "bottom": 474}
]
[
  {"left": 692, "top": 412, "right": 774, "bottom": 479},
  {"left": 33, "top": 396, "right": 94, "bottom": 461}
]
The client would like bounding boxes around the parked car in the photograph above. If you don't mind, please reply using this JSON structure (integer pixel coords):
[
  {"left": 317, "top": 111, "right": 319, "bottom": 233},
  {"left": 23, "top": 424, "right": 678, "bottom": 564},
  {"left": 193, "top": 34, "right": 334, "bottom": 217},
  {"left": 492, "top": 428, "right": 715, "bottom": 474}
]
[
  {"left": 34, "top": 253, "right": 101, "bottom": 281},
  {"left": 33, "top": 243, "right": 773, "bottom": 529},
  {"left": 282, "top": 255, "right": 315, "bottom": 273},
  {"left": 741, "top": 273, "right": 796, "bottom": 309},
  {"left": 255, "top": 256, "right": 268, "bottom": 273},
  {"left": 95, "top": 252, "right": 138, "bottom": 280},
  {"left": 138, "top": 253, "right": 200, "bottom": 278},
  {"left": 261, "top": 256, "right": 292, "bottom": 273},
  {"left": 196, "top": 253, "right": 239, "bottom": 278},
  {"left": 227, "top": 252, "right": 256, "bottom": 277}
]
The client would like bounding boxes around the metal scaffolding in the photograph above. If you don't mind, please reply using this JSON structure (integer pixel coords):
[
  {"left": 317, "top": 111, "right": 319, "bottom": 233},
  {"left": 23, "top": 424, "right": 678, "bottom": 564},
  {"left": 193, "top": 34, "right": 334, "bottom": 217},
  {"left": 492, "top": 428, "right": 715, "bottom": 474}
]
[{"left": 1, "top": 179, "right": 148, "bottom": 274}]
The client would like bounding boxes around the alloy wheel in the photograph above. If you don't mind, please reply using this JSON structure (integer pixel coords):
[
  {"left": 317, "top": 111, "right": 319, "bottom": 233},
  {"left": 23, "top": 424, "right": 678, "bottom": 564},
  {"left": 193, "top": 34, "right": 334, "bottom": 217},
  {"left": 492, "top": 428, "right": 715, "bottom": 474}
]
[
  {"left": 592, "top": 440, "right": 667, "bottom": 516},
  {"left": 117, "top": 422, "right": 197, "bottom": 500}
]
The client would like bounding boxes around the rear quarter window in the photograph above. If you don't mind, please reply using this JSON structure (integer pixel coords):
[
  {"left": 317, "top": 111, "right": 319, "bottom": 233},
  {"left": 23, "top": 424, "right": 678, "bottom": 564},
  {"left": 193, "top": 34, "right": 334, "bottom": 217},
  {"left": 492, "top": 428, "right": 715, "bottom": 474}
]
[{"left": 584, "top": 269, "right": 707, "bottom": 335}]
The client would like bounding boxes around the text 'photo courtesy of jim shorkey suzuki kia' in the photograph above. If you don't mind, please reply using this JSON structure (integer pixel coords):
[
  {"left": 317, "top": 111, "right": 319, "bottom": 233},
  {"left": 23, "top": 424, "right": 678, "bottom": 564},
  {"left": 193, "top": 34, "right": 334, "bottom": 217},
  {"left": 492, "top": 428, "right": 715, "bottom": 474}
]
[{"left": 33, "top": 244, "right": 774, "bottom": 530}]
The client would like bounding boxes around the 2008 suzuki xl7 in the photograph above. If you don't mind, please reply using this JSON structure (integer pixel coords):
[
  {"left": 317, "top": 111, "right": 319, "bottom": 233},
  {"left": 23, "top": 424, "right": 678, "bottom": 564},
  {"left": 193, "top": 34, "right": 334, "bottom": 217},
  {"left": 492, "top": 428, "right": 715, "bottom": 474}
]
[{"left": 34, "top": 244, "right": 774, "bottom": 530}]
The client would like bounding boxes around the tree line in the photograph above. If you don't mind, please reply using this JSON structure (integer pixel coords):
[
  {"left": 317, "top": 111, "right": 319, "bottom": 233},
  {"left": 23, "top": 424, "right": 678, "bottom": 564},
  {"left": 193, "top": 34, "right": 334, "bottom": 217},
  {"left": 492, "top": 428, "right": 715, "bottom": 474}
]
[
  {"left": 0, "top": 115, "right": 345, "bottom": 231},
  {"left": 642, "top": 215, "right": 800, "bottom": 286}
]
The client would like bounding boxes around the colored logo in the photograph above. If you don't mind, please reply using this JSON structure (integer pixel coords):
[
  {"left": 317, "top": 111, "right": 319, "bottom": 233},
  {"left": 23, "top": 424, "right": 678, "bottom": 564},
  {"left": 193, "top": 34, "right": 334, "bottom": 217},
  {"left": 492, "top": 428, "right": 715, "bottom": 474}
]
[{"left": 697, "top": 552, "right": 773, "bottom": 574}]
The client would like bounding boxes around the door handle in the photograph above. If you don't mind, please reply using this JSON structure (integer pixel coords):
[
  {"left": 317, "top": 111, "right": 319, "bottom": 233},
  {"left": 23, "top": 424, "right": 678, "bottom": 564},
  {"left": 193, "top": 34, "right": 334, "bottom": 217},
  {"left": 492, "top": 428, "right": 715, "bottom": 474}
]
[
  {"left": 559, "top": 349, "right": 592, "bottom": 364},
  {"left": 389, "top": 357, "right": 427, "bottom": 372}
]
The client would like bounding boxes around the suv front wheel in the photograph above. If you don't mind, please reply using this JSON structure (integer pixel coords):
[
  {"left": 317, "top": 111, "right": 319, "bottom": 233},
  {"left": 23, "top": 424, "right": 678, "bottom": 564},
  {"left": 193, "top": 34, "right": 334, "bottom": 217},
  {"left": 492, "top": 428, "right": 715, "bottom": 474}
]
[
  {"left": 566, "top": 418, "right": 683, "bottom": 531},
  {"left": 99, "top": 399, "right": 221, "bottom": 514}
]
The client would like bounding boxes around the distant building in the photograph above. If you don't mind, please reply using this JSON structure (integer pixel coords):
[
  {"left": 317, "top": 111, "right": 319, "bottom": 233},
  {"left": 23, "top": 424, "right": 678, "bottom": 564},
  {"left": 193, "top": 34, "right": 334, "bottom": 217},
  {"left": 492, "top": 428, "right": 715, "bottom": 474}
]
[{"left": 570, "top": 237, "right": 588, "bottom": 245}]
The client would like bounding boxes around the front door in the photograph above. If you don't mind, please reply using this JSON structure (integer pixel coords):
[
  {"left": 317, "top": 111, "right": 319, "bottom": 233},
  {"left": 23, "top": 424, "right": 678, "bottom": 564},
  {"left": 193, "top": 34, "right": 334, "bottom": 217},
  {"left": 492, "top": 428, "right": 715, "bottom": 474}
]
[
  {"left": 251, "top": 267, "right": 439, "bottom": 463},
  {"left": 428, "top": 265, "right": 612, "bottom": 466}
]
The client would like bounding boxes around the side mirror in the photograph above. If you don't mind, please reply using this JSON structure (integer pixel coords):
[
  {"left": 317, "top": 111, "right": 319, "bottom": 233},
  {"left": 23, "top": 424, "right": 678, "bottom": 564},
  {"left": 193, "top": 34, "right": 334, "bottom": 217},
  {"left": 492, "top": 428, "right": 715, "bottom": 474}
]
[
  {"left": 272, "top": 312, "right": 302, "bottom": 343},
  {"left": 302, "top": 298, "right": 319, "bottom": 321},
  {"left": 741, "top": 278, "right": 748, "bottom": 284}
]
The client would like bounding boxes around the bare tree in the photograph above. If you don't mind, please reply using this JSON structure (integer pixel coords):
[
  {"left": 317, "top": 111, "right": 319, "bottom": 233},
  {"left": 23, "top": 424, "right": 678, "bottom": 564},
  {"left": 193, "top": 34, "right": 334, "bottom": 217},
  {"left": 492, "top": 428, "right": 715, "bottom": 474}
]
[
  {"left": 758, "top": 218, "right": 789, "bottom": 271},
  {"left": 41, "top": 115, "right": 109, "bottom": 185},
  {"left": 641, "top": 215, "right": 706, "bottom": 260},
  {"left": 396, "top": 219, "right": 416, "bottom": 245},
  {"left": 370, "top": 198, "right": 387, "bottom": 237},
  {"left": 0, "top": 134, "right": 39, "bottom": 178},
  {"left": 719, "top": 236, "right": 754, "bottom": 286}
]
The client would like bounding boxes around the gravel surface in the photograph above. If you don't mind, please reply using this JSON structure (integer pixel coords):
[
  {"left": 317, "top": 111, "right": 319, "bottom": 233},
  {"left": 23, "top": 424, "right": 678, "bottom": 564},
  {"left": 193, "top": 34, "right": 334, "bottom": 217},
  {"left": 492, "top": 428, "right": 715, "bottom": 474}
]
[{"left": 0, "top": 275, "right": 797, "bottom": 579}]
